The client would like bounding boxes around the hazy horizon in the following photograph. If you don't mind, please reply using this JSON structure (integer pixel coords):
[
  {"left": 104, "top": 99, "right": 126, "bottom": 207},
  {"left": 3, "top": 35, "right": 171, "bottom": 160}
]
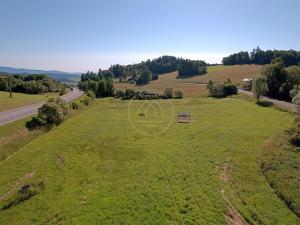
[{"left": 0, "top": 52, "right": 229, "bottom": 73}]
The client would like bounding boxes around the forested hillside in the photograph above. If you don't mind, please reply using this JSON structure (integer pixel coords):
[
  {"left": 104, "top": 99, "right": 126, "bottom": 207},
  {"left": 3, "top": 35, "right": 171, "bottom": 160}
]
[
  {"left": 223, "top": 47, "right": 300, "bottom": 66},
  {"left": 0, "top": 74, "right": 67, "bottom": 94},
  {"left": 108, "top": 56, "right": 207, "bottom": 84}
]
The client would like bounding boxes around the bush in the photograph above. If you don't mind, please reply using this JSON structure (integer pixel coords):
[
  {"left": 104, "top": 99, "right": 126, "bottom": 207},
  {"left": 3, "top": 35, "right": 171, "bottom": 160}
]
[
  {"left": 174, "top": 90, "right": 184, "bottom": 99},
  {"left": 224, "top": 83, "right": 238, "bottom": 96},
  {"left": 115, "top": 89, "right": 125, "bottom": 98},
  {"left": 290, "top": 133, "right": 300, "bottom": 147},
  {"left": 208, "top": 83, "right": 225, "bottom": 97},
  {"left": 80, "top": 96, "right": 93, "bottom": 106},
  {"left": 70, "top": 102, "right": 80, "bottom": 110},
  {"left": 86, "top": 90, "right": 96, "bottom": 100},
  {"left": 122, "top": 89, "right": 164, "bottom": 100},
  {"left": 59, "top": 88, "right": 67, "bottom": 96},
  {"left": 124, "top": 89, "right": 136, "bottom": 100},
  {"left": 252, "top": 76, "right": 269, "bottom": 102},
  {"left": 136, "top": 69, "right": 152, "bottom": 85},
  {"left": 208, "top": 80, "right": 237, "bottom": 98},
  {"left": 164, "top": 88, "right": 174, "bottom": 99},
  {"left": 38, "top": 98, "right": 69, "bottom": 125},
  {"left": 26, "top": 117, "right": 43, "bottom": 130}
]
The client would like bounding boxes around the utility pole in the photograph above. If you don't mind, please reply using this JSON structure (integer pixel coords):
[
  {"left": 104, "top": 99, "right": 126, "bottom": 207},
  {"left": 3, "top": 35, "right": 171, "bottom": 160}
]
[{"left": 8, "top": 77, "right": 12, "bottom": 98}]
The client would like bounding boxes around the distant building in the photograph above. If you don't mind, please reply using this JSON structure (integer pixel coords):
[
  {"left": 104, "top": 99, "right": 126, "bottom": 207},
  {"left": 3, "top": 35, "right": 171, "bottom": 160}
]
[{"left": 242, "top": 78, "right": 253, "bottom": 91}]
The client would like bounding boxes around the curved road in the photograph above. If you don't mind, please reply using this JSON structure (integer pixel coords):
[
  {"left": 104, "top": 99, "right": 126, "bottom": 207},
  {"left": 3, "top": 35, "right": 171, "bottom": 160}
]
[
  {"left": 0, "top": 88, "right": 83, "bottom": 126},
  {"left": 158, "top": 81, "right": 295, "bottom": 110}
]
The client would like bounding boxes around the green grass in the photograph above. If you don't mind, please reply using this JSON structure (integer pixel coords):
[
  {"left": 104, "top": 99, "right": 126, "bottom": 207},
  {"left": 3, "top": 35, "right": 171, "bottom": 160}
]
[
  {"left": 0, "top": 98, "right": 299, "bottom": 224},
  {"left": 261, "top": 134, "right": 300, "bottom": 218},
  {"left": 207, "top": 65, "right": 237, "bottom": 72},
  {"left": 0, "top": 94, "right": 91, "bottom": 164},
  {"left": 0, "top": 118, "right": 46, "bottom": 163},
  {"left": 0, "top": 92, "right": 58, "bottom": 112}
]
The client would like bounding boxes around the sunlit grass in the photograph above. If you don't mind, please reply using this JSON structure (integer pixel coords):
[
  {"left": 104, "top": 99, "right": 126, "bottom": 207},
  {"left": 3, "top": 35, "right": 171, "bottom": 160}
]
[{"left": 0, "top": 98, "right": 298, "bottom": 224}]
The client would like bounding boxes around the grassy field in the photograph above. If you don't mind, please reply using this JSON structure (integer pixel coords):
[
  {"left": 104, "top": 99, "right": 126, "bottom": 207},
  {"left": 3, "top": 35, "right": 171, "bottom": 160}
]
[
  {"left": 0, "top": 94, "right": 90, "bottom": 164},
  {"left": 0, "top": 117, "right": 45, "bottom": 163},
  {"left": 0, "top": 92, "right": 58, "bottom": 112},
  {"left": 152, "top": 65, "right": 262, "bottom": 85},
  {"left": 115, "top": 65, "right": 262, "bottom": 98},
  {"left": 0, "top": 97, "right": 298, "bottom": 224},
  {"left": 207, "top": 65, "right": 238, "bottom": 73},
  {"left": 115, "top": 82, "right": 208, "bottom": 98},
  {"left": 261, "top": 133, "right": 300, "bottom": 218}
]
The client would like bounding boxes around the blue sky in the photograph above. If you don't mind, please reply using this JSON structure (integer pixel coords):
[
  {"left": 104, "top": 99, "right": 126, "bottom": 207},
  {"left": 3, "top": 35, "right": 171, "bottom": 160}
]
[{"left": 0, "top": 0, "right": 299, "bottom": 72}]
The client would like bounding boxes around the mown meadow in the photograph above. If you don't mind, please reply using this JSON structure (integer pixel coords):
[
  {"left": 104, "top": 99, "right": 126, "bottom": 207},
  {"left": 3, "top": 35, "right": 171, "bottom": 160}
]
[
  {"left": 0, "top": 97, "right": 298, "bottom": 225},
  {"left": 0, "top": 92, "right": 58, "bottom": 112}
]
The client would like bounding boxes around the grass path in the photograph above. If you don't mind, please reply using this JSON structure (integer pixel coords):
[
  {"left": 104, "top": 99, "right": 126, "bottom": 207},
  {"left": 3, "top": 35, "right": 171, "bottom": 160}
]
[{"left": 0, "top": 98, "right": 298, "bottom": 224}]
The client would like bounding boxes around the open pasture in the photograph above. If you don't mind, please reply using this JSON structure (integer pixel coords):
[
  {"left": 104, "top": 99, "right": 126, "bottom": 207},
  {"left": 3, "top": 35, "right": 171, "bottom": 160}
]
[{"left": 0, "top": 98, "right": 298, "bottom": 225}]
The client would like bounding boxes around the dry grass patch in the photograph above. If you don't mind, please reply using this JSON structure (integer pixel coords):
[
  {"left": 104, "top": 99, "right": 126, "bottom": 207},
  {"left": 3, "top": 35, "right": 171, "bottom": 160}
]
[
  {"left": 151, "top": 65, "right": 262, "bottom": 85},
  {"left": 115, "top": 82, "right": 208, "bottom": 98}
]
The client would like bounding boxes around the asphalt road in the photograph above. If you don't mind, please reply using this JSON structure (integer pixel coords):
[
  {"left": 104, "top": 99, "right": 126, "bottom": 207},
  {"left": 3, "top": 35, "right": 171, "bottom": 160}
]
[
  {"left": 0, "top": 88, "right": 83, "bottom": 126},
  {"left": 238, "top": 89, "right": 294, "bottom": 110},
  {"left": 159, "top": 81, "right": 295, "bottom": 110}
]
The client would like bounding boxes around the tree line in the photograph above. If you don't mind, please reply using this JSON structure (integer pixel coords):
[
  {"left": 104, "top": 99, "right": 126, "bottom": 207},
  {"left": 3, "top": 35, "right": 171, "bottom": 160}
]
[
  {"left": 250, "top": 60, "right": 300, "bottom": 101},
  {"left": 78, "top": 72, "right": 114, "bottom": 97},
  {"left": 106, "top": 56, "right": 207, "bottom": 85},
  {"left": 0, "top": 74, "right": 67, "bottom": 94},
  {"left": 223, "top": 47, "right": 300, "bottom": 66}
]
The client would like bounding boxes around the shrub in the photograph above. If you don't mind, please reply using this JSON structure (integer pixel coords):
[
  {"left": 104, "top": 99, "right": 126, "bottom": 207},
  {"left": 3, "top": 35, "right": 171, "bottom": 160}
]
[
  {"left": 224, "top": 83, "right": 238, "bottom": 96},
  {"left": 164, "top": 88, "right": 174, "bottom": 99},
  {"left": 208, "top": 80, "right": 237, "bottom": 98},
  {"left": 174, "top": 90, "right": 184, "bottom": 99},
  {"left": 70, "top": 102, "right": 80, "bottom": 110},
  {"left": 26, "top": 117, "right": 43, "bottom": 130},
  {"left": 122, "top": 88, "right": 164, "bottom": 100},
  {"left": 290, "top": 133, "right": 300, "bottom": 147},
  {"left": 208, "top": 83, "right": 225, "bottom": 97},
  {"left": 136, "top": 70, "right": 152, "bottom": 85},
  {"left": 124, "top": 89, "right": 136, "bottom": 99},
  {"left": 38, "top": 98, "right": 69, "bottom": 125},
  {"left": 292, "top": 93, "right": 300, "bottom": 114},
  {"left": 252, "top": 76, "right": 269, "bottom": 102},
  {"left": 86, "top": 90, "right": 96, "bottom": 100},
  {"left": 80, "top": 96, "right": 92, "bottom": 106},
  {"left": 115, "top": 89, "right": 125, "bottom": 98},
  {"left": 59, "top": 88, "right": 67, "bottom": 96}
]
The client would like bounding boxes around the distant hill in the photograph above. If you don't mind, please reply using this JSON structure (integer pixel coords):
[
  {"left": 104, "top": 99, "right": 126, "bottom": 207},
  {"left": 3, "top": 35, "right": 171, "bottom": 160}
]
[{"left": 0, "top": 66, "right": 81, "bottom": 83}]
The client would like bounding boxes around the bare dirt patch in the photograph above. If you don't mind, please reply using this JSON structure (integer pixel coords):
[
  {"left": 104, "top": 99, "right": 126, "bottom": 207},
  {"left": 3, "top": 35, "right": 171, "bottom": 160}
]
[
  {"left": 221, "top": 190, "right": 249, "bottom": 225},
  {"left": 225, "top": 207, "right": 248, "bottom": 225},
  {"left": 220, "top": 162, "right": 248, "bottom": 225},
  {"left": 220, "top": 163, "right": 231, "bottom": 183},
  {"left": 57, "top": 155, "right": 65, "bottom": 168}
]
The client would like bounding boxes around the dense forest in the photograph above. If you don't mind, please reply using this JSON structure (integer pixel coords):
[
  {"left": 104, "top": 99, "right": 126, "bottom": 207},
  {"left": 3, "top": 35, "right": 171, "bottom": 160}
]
[
  {"left": 78, "top": 71, "right": 114, "bottom": 97},
  {"left": 107, "top": 56, "right": 207, "bottom": 84},
  {"left": 0, "top": 74, "right": 67, "bottom": 94},
  {"left": 223, "top": 47, "right": 300, "bottom": 66}
]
